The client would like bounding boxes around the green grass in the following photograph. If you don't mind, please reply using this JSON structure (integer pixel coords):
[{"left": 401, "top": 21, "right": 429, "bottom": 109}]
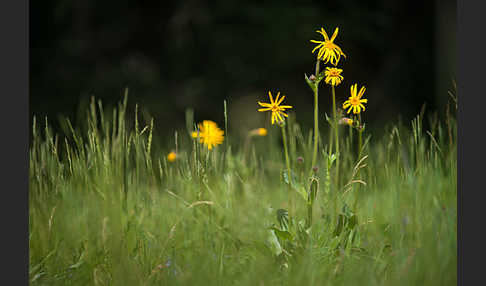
[{"left": 29, "top": 94, "right": 456, "bottom": 285}]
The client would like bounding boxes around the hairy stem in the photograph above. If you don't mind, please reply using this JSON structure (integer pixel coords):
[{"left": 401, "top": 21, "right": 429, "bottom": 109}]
[
  {"left": 281, "top": 124, "right": 292, "bottom": 213},
  {"left": 332, "top": 85, "right": 340, "bottom": 186},
  {"left": 310, "top": 59, "right": 320, "bottom": 176}
]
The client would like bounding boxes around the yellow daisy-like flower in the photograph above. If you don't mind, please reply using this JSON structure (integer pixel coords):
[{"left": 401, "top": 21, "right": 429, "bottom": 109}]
[
  {"left": 167, "top": 151, "right": 177, "bottom": 162},
  {"left": 310, "top": 27, "right": 346, "bottom": 66},
  {"left": 324, "top": 67, "right": 344, "bottom": 86},
  {"left": 193, "top": 120, "right": 224, "bottom": 150},
  {"left": 257, "top": 91, "right": 293, "bottom": 125},
  {"left": 343, "top": 84, "right": 368, "bottom": 114}
]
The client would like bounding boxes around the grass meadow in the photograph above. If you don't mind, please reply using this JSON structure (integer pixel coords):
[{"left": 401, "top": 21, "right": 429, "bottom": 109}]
[{"left": 29, "top": 91, "right": 456, "bottom": 285}]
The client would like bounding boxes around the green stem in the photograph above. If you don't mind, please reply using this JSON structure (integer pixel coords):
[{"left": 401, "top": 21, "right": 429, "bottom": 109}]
[
  {"left": 358, "top": 113, "right": 363, "bottom": 157},
  {"left": 332, "top": 85, "right": 340, "bottom": 186},
  {"left": 281, "top": 124, "right": 292, "bottom": 213},
  {"left": 310, "top": 60, "right": 320, "bottom": 176}
]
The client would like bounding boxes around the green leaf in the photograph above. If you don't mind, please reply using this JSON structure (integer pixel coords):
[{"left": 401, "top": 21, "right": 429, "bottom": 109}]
[
  {"left": 266, "top": 229, "right": 283, "bottom": 256},
  {"left": 277, "top": 209, "right": 290, "bottom": 231},
  {"left": 270, "top": 226, "right": 293, "bottom": 241},
  {"left": 282, "top": 169, "right": 297, "bottom": 185},
  {"left": 304, "top": 74, "right": 317, "bottom": 93},
  {"left": 308, "top": 177, "right": 319, "bottom": 205}
]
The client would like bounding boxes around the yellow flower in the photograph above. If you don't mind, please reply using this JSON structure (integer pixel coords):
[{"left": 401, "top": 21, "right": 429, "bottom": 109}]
[
  {"left": 324, "top": 67, "right": 344, "bottom": 86},
  {"left": 343, "top": 84, "right": 368, "bottom": 114},
  {"left": 257, "top": 128, "right": 268, "bottom": 136},
  {"left": 310, "top": 27, "right": 346, "bottom": 66},
  {"left": 249, "top": 127, "right": 268, "bottom": 137},
  {"left": 194, "top": 120, "right": 224, "bottom": 150},
  {"left": 257, "top": 91, "right": 293, "bottom": 125},
  {"left": 167, "top": 151, "right": 177, "bottom": 162}
]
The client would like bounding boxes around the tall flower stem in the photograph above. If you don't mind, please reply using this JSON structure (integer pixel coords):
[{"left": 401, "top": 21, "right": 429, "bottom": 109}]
[
  {"left": 281, "top": 123, "right": 292, "bottom": 213},
  {"left": 310, "top": 59, "right": 320, "bottom": 176},
  {"left": 332, "top": 85, "right": 340, "bottom": 185},
  {"left": 358, "top": 113, "right": 363, "bottom": 157}
]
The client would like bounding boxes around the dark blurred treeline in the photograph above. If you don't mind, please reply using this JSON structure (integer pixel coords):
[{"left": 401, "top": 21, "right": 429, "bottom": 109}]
[{"left": 30, "top": 0, "right": 456, "bottom": 139}]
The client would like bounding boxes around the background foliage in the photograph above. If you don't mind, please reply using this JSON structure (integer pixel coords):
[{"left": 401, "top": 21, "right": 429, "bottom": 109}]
[{"left": 30, "top": 0, "right": 456, "bottom": 137}]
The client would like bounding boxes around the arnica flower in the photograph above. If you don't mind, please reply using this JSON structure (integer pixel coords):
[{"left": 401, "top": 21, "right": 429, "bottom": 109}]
[
  {"left": 258, "top": 91, "right": 293, "bottom": 125},
  {"left": 193, "top": 120, "right": 224, "bottom": 150},
  {"left": 167, "top": 151, "right": 177, "bottom": 162},
  {"left": 310, "top": 27, "right": 346, "bottom": 66},
  {"left": 249, "top": 127, "right": 268, "bottom": 137},
  {"left": 343, "top": 84, "right": 368, "bottom": 114},
  {"left": 324, "top": 67, "right": 344, "bottom": 86},
  {"left": 257, "top": 128, "right": 267, "bottom": 136}
]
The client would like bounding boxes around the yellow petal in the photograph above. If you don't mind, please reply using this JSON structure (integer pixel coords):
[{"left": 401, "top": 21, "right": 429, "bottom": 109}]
[
  {"left": 276, "top": 95, "right": 285, "bottom": 105},
  {"left": 274, "top": 92, "right": 280, "bottom": 104},
  {"left": 358, "top": 86, "right": 366, "bottom": 98},
  {"left": 268, "top": 91, "right": 274, "bottom": 104},
  {"left": 321, "top": 27, "right": 329, "bottom": 41},
  {"left": 258, "top": 107, "right": 272, "bottom": 112},
  {"left": 330, "top": 27, "right": 339, "bottom": 42},
  {"left": 258, "top": 101, "right": 271, "bottom": 107},
  {"left": 312, "top": 44, "right": 323, "bottom": 53},
  {"left": 279, "top": 105, "right": 293, "bottom": 109}
]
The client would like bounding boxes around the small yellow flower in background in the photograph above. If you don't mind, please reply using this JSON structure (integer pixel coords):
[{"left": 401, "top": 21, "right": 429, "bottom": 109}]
[
  {"left": 324, "top": 67, "right": 344, "bottom": 86},
  {"left": 249, "top": 127, "right": 268, "bottom": 137},
  {"left": 257, "top": 128, "right": 268, "bottom": 136},
  {"left": 193, "top": 120, "right": 224, "bottom": 150},
  {"left": 343, "top": 84, "right": 368, "bottom": 114},
  {"left": 258, "top": 91, "right": 293, "bottom": 125},
  {"left": 167, "top": 151, "right": 177, "bottom": 162},
  {"left": 310, "top": 27, "right": 346, "bottom": 66}
]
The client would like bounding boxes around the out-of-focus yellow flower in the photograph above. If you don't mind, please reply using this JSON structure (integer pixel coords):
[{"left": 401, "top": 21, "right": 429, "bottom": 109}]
[
  {"left": 193, "top": 120, "right": 224, "bottom": 150},
  {"left": 310, "top": 27, "right": 346, "bottom": 66},
  {"left": 343, "top": 84, "right": 368, "bottom": 114},
  {"left": 257, "top": 91, "right": 293, "bottom": 125},
  {"left": 167, "top": 151, "right": 177, "bottom": 162},
  {"left": 324, "top": 67, "right": 344, "bottom": 86},
  {"left": 249, "top": 127, "right": 268, "bottom": 137},
  {"left": 257, "top": 128, "right": 267, "bottom": 136}
]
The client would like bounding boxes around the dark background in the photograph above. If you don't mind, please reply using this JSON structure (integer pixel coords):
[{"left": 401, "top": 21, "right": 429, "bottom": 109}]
[{"left": 30, "top": 0, "right": 456, "bottom": 139}]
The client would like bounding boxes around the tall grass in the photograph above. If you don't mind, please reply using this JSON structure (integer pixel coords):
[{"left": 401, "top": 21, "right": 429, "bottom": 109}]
[{"left": 29, "top": 92, "right": 456, "bottom": 285}]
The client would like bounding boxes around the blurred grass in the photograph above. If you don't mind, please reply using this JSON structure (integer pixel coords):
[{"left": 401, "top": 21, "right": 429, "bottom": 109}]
[{"left": 29, "top": 92, "right": 456, "bottom": 285}]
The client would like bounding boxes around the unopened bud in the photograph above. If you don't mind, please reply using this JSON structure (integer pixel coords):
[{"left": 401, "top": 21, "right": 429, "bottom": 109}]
[
  {"left": 309, "top": 75, "right": 317, "bottom": 81},
  {"left": 339, "top": 117, "right": 354, "bottom": 126},
  {"left": 297, "top": 156, "right": 304, "bottom": 164},
  {"left": 312, "top": 166, "right": 319, "bottom": 173}
]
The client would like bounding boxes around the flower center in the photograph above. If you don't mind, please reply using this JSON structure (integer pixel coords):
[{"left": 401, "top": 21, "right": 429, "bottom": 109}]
[
  {"left": 329, "top": 70, "right": 340, "bottom": 77},
  {"left": 324, "top": 41, "right": 337, "bottom": 49},
  {"left": 350, "top": 97, "right": 360, "bottom": 105}
]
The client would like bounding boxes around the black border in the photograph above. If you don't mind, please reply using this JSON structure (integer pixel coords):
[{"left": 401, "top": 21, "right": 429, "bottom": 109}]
[
  {"left": 0, "top": 0, "right": 28, "bottom": 284},
  {"left": 458, "top": 0, "right": 485, "bottom": 285}
]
